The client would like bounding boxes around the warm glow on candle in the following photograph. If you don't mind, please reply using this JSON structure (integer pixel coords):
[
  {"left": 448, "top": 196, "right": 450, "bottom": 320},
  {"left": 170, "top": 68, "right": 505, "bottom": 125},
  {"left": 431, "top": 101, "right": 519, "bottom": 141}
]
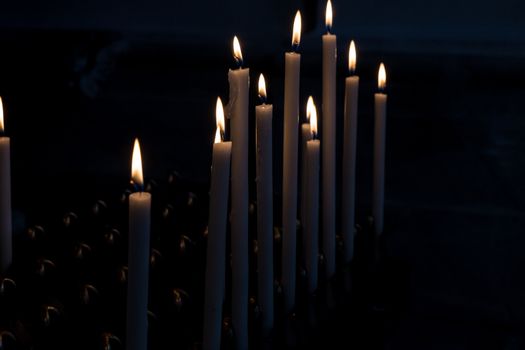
[
  {"left": 215, "top": 97, "right": 225, "bottom": 143},
  {"left": 292, "top": 11, "right": 302, "bottom": 50},
  {"left": 131, "top": 138, "right": 144, "bottom": 188},
  {"left": 325, "top": 0, "right": 333, "bottom": 33},
  {"left": 307, "top": 96, "right": 318, "bottom": 138},
  {"left": 0, "top": 97, "right": 4, "bottom": 132},
  {"left": 349, "top": 41, "right": 356, "bottom": 74},
  {"left": 233, "top": 36, "right": 243, "bottom": 67},
  {"left": 378, "top": 63, "right": 386, "bottom": 91},
  {"left": 258, "top": 74, "right": 267, "bottom": 103}
]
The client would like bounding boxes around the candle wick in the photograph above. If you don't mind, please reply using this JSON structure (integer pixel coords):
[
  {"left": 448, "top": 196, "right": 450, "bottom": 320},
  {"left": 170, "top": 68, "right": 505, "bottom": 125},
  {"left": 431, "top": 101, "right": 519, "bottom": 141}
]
[
  {"left": 292, "top": 43, "right": 299, "bottom": 53},
  {"left": 258, "top": 95, "right": 266, "bottom": 105},
  {"left": 131, "top": 181, "right": 143, "bottom": 193}
]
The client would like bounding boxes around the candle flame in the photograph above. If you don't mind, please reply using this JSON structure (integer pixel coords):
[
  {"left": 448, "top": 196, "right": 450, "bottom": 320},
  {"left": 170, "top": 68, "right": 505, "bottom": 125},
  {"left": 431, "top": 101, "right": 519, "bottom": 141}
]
[
  {"left": 215, "top": 97, "right": 225, "bottom": 142},
  {"left": 306, "top": 96, "right": 318, "bottom": 138},
  {"left": 349, "top": 40, "right": 356, "bottom": 74},
  {"left": 325, "top": 0, "right": 333, "bottom": 32},
  {"left": 233, "top": 36, "right": 243, "bottom": 67},
  {"left": 378, "top": 63, "right": 386, "bottom": 91},
  {"left": 292, "top": 11, "right": 302, "bottom": 50},
  {"left": 306, "top": 96, "right": 314, "bottom": 122},
  {"left": 258, "top": 74, "right": 267, "bottom": 102},
  {"left": 131, "top": 138, "right": 144, "bottom": 188},
  {"left": 214, "top": 127, "right": 222, "bottom": 144},
  {"left": 0, "top": 97, "right": 4, "bottom": 132}
]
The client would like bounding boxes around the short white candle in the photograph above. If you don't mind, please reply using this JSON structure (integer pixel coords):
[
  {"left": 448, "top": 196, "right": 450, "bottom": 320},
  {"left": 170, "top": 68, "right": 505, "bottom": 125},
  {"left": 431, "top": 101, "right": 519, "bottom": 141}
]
[
  {"left": 303, "top": 97, "right": 320, "bottom": 294},
  {"left": 373, "top": 63, "right": 387, "bottom": 236},
  {"left": 203, "top": 98, "right": 232, "bottom": 350},
  {"left": 228, "top": 36, "right": 249, "bottom": 350},
  {"left": 282, "top": 11, "right": 302, "bottom": 313},
  {"left": 255, "top": 75, "right": 274, "bottom": 336},
  {"left": 0, "top": 98, "right": 11, "bottom": 273},
  {"left": 342, "top": 41, "right": 359, "bottom": 263},
  {"left": 126, "top": 139, "right": 151, "bottom": 350},
  {"left": 322, "top": 0, "right": 337, "bottom": 280}
]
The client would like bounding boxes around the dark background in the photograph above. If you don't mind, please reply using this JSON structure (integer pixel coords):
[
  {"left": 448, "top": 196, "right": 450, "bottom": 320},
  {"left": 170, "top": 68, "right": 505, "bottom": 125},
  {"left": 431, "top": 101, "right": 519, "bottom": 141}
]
[{"left": 1, "top": 0, "right": 525, "bottom": 348}]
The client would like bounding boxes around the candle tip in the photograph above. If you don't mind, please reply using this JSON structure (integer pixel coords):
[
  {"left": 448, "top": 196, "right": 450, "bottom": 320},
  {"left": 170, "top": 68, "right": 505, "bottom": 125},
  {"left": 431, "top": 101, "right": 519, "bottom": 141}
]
[
  {"left": 258, "top": 74, "right": 267, "bottom": 104},
  {"left": 233, "top": 36, "right": 244, "bottom": 67},
  {"left": 215, "top": 97, "right": 225, "bottom": 142},
  {"left": 378, "top": 63, "right": 387, "bottom": 92},
  {"left": 349, "top": 41, "right": 356, "bottom": 75},
  {"left": 306, "top": 96, "right": 318, "bottom": 138},
  {"left": 292, "top": 11, "right": 302, "bottom": 51},
  {"left": 0, "top": 96, "right": 4, "bottom": 133},
  {"left": 325, "top": 0, "right": 333, "bottom": 33},
  {"left": 131, "top": 138, "right": 144, "bottom": 190}
]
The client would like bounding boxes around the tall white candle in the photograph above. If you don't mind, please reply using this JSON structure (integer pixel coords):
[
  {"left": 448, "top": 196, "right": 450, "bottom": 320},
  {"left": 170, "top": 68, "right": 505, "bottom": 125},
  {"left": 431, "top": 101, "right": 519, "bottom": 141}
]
[
  {"left": 373, "top": 63, "right": 387, "bottom": 236},
  {"left": 282, "top": 11, "right": 302, "bottom": 313},
  {"left": 255, "top": 75, "right": 274, "bottom": 336},
  {"left": 0, "top": 98, "right": 11, "bottom": 273},
  {"left": 342, "top": 41, "right": 359, "bottom": 263},
  {"left": 322, "top": 0, "right": 337, "bottom": 280},
  {"left": 304, "top": 98, "right": 320, "bottom": 294},
  {"left": 127, "top": 139, "right": 151, "bottom": 350},
  {"left": 228, "top": 36, "right": 249, "bottom": 350},
  {"left": 203, "top": 98, "right": 232, "bottom": 350},
  {"left": 300, "top": 117, "right": 311, "bottom": 233}
]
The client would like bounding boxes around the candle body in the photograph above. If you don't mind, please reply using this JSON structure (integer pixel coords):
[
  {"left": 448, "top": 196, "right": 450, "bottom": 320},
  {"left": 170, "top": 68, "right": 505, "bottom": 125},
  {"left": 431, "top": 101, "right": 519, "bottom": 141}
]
[
  {"left": 342, "top": 76, "right": 359, "bottom": 262},
  {"left": 373, "top": 93, "right": 387, "bottom": 235},
  {"left": 203, "top": 141, "right": 232, "bottom": 350},
  {"left": 228, "top": 67, "right": 249, "bottom": 350},
  {"left": 322, "top": 33, "right": 337, "bottom": 279},
  {"left": 304, "top": 139, "right": 320, "bottom": 294},
  {"left": 126, "top": 192, "right": 151, "bottom": 350},
  {"left": 0, "top": 137, "right": 11, "bottom": 272},
  {"left": 255, "top": 104, "right": 273, "bottom": 336},
  {"left": 300, "top": 124, "right": 312, "bottom": 230},
  {"left": 282, "top": 52, "right": 300, "bottom": 313}
]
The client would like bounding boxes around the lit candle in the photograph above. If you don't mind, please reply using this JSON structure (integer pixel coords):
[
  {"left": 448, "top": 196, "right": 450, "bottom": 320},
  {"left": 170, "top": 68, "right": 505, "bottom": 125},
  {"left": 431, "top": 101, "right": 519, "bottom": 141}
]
[
  {"left": 255, "top": 74, "right": 274, "bottom": 336},
  {"left": 300, "top": 101, "right": 311, "bottom": 233},
  {"left": 203, "top": 98, "right": 232, "bottom": 350},
  {"left": 282, "top": 11, "right": 301, "bottom": 313},
  {"left": 228, "top": 35, "right": 249, "bottom": 350},
  {"left": 342, "top": 41, "right": 359, "bottom": 263},
  {"left": 0, "top": 98, "right": 11, "bottom": 273},
  {"left": 126, "top": 138, "right": 151, "bottom": 350},
  {"left": 322, "top": 0, "right": 337, "bottom": 280},
  {"left": 373, "top": 63, "right": 387, "bottom": 236},
  {"left": 304, "top": 97, "right": 320, "bottom": 294}
]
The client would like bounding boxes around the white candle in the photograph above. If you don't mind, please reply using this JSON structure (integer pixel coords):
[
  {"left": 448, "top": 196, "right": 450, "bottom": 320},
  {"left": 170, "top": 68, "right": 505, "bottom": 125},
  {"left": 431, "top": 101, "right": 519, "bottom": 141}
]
[
  {"left": 322, "top": 0, "right": 337, "bottom": 280},
  {"left": 203, "top": 98, "right": 232, "bottom": 350},
  {"left": 373, "top": 63, "right": 387, "bottom": 236},
  {"left": 282, "top": 11, "right": 301, "bottom": 313},
  {"left": 0, "top": 98, "right": 11, "bottom": 273},
  {"left": 300, "top": 116, "right": 311, "bottom": 233},
  {"left": 228, "top": 36, "right": 249, "bottom": 350},
  {"left": 255, "top": 75, "right": 274, "bottom": 336},
  {"left": 342, "top": 41, "right": 359, "bottom": 263},
  {"left": 127, "top": 139, "right": 151, "bottom": 350},
  {"left": 304, "top": 98, "right": 320, "bottom": 294}
]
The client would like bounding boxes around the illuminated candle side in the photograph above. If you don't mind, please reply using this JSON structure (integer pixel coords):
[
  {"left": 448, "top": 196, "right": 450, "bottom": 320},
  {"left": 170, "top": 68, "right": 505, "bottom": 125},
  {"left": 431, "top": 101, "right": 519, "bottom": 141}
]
[
  {"left": 126, "top": 138, "right": 151, "bottom": 350},
  {"left": 203, "top": 98, "right": 232, "bottom": 350},
  {"left": 255, "top": 75, "right": 274, "bottom": 337},
  {"left": 0, "top": 97, "right": 11, "bottom": 273},
  {"left": 282, "top": 10, "right": 302, "bottom": 314},
  {"left": 342, "top": 41, "right": 359, "bottom": 263},
  {"left": 373, "top": 63, "right": 387, "bottom": 236},
  {"left": 321, "top": 0, "right": 337, "bottom": 280},
  {"left": 228, "top": 35, "right": 249, "bottom": 350},
  {"left": 304, "top": 97, "right": 320, "bottom": 294}
]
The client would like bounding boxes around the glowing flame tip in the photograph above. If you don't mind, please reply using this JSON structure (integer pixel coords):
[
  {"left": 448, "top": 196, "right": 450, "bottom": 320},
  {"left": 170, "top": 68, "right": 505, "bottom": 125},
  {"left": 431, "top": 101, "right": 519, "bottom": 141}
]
[
  {"left": 326, "top": 0, "right": 333, "bottom": 32},
  {"left": 0, "top": 97, "right": 4, "bottom": 132},
  {"left": 258, "top": 74, "right": 267, "bottom": 102},
  {"left": 131, "top": 138, "right": 144, "bottom": 188},
  {"left": 378, "top": 63, "right": 386, "bottom": 91},
  {"left": 306, "top": 96, "right": 318, "bottom": 137},
  {"left": 215, "top": 97, "right": 225, "bottom": 140},
  {"left": 233, "top": 36, "right": 243, "bottom": 67},
  {"left": 292, "top": 11, "right": 302, "bottom": 50},
  {"left": 349, "top": 40, "right": 356, "bottom": 74}
]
